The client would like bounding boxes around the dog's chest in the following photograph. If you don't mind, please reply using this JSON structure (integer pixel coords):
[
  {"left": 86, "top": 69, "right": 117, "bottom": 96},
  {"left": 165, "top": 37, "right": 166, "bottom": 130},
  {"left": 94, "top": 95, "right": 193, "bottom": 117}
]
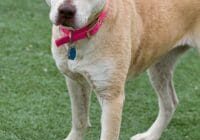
[
  {"left": 51, "top": 42, "right": 92, "bottom": 73},
  {"left": 51, "top": 41, "right": 115, "bottom": 91}
]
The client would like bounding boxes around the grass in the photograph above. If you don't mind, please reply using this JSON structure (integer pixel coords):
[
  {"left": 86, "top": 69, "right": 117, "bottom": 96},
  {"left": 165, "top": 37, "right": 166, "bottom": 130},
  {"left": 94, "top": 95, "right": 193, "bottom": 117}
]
[{"left": 0, "top": 0, "right": 200, "bottom": 140}]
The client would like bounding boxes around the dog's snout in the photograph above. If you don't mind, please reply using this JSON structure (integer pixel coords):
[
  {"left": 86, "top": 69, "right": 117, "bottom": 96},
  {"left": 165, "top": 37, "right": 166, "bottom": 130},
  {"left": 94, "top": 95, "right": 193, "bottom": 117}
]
[{"left": 58, "top": 4, "right": 76, "bottom": 19}]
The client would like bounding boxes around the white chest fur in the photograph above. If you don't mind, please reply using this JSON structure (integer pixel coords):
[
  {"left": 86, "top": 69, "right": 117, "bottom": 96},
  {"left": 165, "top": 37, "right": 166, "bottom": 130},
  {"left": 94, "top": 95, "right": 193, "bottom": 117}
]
[{"left": 51, "top": 35, "right": 115, "bottom": 92}]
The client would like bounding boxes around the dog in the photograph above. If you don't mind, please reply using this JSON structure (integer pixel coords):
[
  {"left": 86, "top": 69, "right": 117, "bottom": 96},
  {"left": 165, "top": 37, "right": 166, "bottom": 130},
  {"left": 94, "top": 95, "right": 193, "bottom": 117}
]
[{"left": 45, "top": 0, "right": 200, "bottom": 139}]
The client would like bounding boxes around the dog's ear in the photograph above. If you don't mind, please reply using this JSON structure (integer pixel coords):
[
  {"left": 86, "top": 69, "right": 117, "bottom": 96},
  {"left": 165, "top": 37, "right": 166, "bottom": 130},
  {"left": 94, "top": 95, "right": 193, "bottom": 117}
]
[{"left": 45, "top": 0, "right": 51, "bottom": 6}]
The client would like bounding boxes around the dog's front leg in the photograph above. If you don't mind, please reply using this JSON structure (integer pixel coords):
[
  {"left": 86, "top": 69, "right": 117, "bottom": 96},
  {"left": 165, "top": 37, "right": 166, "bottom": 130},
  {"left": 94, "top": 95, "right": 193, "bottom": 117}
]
[
  {"left": 64, "top": 77, "right": 92, "bottom": 140},
  {"left": 97, "top": 90, "right": 125, "bottom": 140}
]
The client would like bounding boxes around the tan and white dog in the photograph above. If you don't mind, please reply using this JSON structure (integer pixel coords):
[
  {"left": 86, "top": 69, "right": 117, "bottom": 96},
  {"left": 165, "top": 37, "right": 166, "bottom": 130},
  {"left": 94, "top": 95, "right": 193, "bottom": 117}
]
[{"left": 45, "top": 0, "right": 200, "bottom": 140}]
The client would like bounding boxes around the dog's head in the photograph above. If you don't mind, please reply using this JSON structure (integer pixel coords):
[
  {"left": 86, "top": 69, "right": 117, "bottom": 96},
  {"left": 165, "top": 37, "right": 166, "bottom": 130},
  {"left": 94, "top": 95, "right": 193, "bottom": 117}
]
[{"left": 46, "top": 0, "right": 106, "bottom": 28}]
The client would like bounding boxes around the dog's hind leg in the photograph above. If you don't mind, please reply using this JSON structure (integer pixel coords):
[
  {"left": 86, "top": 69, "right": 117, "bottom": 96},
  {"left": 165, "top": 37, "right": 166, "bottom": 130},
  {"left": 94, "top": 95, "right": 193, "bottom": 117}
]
[
  {"left": 131, "top": 46, "right": 190, "bottom": 140},
  {"left": 64, "top": 77, "right": 92, "bottom": 140}
]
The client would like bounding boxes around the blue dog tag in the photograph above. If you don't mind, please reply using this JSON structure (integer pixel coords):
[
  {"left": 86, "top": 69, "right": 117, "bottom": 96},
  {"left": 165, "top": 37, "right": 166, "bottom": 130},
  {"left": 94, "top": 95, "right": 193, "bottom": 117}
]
[{"left": 68, "top": 47, "right": 76, "bottom": 60}]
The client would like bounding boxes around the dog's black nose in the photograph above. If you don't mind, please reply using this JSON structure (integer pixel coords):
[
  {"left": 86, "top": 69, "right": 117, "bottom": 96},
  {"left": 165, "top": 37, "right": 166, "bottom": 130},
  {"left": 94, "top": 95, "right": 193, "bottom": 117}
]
[{"left": 58, "top": 4, "right": 76, "bottom": 19}]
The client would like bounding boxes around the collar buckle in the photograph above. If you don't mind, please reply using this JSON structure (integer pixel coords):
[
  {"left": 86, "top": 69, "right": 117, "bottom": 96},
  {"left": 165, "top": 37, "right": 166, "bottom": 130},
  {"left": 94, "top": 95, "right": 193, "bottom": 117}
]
[
  {"left": 68, "top": 31, "right": 73, "bottom": 43},
  {"left": 86, "top": 30, "right": 92, "bottom": 39}
]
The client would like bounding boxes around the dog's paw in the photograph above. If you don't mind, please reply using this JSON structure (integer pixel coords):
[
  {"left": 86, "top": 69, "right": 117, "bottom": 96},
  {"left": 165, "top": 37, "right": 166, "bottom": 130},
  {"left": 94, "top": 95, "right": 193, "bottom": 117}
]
[
  {"left": 64, "top": 130, "right": 83, "bottom": 140},
  {"left": 64, "top": 135, "right": 82, "bottom": 140},
  {"left": 131, "top": 132, "right": 159, "bottom": 140}
]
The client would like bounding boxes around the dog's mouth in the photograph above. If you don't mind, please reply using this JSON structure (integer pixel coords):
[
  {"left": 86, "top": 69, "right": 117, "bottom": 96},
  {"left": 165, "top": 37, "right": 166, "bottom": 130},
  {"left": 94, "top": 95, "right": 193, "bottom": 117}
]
[
  {"left": 55, "top": 10, "right": 99, "bottom": 29},
  {"left": 55, "top": 17, "right": 76, "bottom": 28}
]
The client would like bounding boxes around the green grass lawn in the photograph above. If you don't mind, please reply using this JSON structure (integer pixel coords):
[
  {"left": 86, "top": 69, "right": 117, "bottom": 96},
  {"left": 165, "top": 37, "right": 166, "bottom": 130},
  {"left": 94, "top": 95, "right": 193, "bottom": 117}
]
[{"left": 0, "top": 0, "right": 200, "bottom": 140}]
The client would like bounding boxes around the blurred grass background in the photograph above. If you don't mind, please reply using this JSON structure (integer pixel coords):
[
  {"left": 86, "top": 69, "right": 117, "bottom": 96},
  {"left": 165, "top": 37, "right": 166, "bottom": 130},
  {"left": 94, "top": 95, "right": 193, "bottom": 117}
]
[{"left": 0, "top": 0, "right": 199, "bottom": 140}]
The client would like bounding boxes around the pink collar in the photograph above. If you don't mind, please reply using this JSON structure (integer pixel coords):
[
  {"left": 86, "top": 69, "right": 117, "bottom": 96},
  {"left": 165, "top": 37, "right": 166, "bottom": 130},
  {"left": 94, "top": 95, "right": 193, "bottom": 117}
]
[{"left": 55, "top": 1, "right": 109, "bottom": 47}]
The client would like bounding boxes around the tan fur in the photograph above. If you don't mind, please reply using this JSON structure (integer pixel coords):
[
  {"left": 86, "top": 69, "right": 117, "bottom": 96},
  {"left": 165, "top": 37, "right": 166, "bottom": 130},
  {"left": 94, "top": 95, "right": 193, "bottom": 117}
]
[{"left": 49, "top": 0, "right": 200, "bottom": 140}]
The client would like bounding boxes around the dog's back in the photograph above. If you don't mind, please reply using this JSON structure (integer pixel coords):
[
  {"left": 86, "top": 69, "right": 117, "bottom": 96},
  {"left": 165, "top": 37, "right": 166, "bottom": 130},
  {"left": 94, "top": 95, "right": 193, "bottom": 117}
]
[{"left": 131, "top": 0, "right": 200, "bottom": 73}]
